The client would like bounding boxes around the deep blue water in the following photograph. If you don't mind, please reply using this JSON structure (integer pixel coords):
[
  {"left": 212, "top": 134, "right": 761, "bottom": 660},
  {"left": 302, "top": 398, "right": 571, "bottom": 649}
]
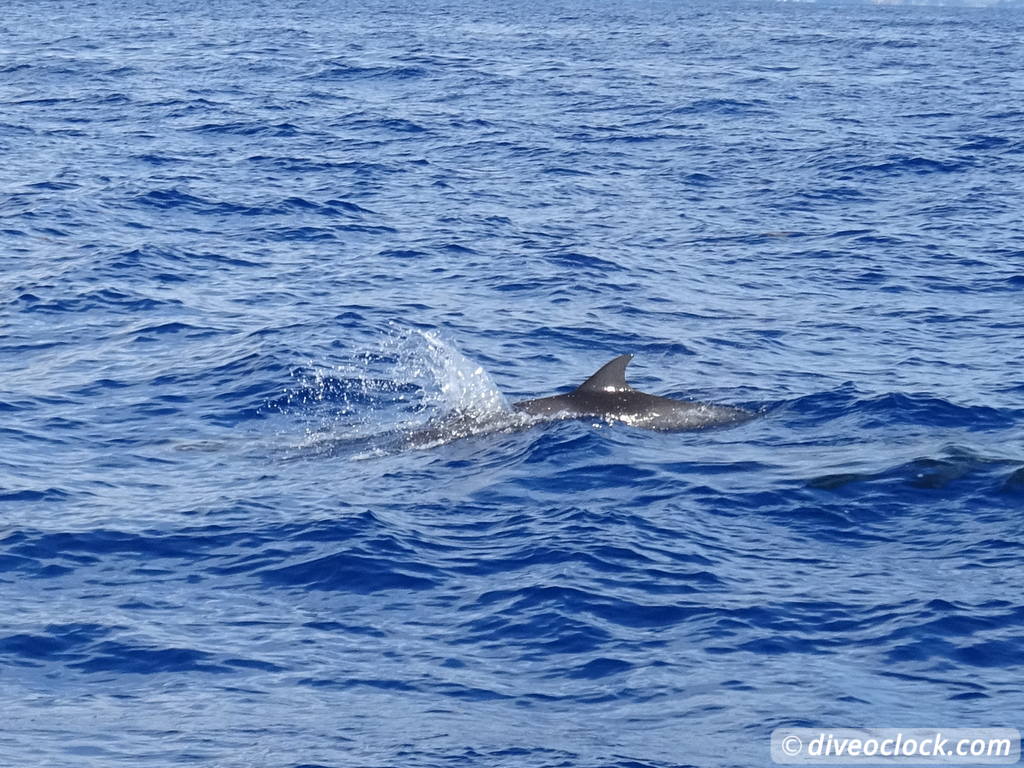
[{"left": 3, "top": 0, "right": 1024, "bottom": 765}]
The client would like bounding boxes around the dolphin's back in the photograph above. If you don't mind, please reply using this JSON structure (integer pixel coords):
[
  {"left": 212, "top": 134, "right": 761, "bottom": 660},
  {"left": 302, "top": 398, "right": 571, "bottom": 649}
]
[
  {"left": 511, "top": 354, "right": 753, "bottom": 432},
  {"left": 512, "top": 391, "right": 580, "bottom": 417}
]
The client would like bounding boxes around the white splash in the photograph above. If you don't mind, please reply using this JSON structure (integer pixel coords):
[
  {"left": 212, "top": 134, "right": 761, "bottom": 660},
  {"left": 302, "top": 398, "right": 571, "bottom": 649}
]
[
  {"left": 278, "top": 327, "right": 520, "bottom": 458},
  {"left": 415, "top": 330, "right": 508, "bottom": 418}
]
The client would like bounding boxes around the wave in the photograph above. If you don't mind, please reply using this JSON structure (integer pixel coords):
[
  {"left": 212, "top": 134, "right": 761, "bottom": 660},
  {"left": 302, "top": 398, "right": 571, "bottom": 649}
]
[
  {"left": 778, "top": 386, "right": 1021, "bottom": 429},
  {"left": 304, "top": 62, "right": 429, "bottom": 82}
]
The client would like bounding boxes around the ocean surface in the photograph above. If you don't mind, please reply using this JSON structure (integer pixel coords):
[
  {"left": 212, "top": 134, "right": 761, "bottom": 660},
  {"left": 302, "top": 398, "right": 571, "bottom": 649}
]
[{"left": 2, "top": 0, "right": 1023, "bottom": 766}]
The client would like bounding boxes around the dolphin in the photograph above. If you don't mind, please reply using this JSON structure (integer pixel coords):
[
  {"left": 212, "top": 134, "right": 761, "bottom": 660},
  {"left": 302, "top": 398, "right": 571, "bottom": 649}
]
[{"left": 512, "top": 354, "right": 753, "bottom": 431}]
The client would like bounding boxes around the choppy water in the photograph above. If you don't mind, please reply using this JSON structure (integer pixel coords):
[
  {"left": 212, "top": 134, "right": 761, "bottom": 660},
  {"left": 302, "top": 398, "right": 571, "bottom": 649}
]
[{"left": 2, "top": 0, "right": 1024, "bottom": 766}]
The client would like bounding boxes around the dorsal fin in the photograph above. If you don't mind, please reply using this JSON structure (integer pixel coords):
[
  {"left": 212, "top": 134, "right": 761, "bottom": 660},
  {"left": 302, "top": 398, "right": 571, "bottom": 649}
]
[{"left": 575, "top": 354, "right": 634, "bottom": 393}]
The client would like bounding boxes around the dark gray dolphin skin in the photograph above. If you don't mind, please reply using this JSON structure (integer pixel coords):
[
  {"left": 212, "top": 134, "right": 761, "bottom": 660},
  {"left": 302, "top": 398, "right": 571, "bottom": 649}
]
[{"left": 512, "top": 354, "right": 753, "bottom": 431}]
